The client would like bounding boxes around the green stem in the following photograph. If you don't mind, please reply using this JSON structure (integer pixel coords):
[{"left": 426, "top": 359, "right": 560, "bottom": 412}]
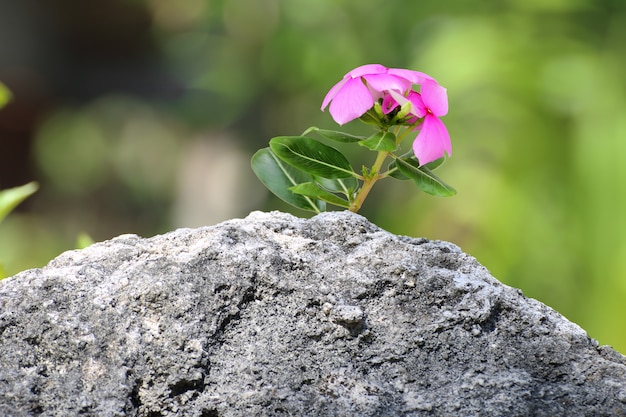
[
  {"left": 348, "top": 122, "right": 423, "bottom": 212},
  {"left": 395, "top": 121, "right": 421, "bottom": 145},
  {"left": 349, "top": 150, "right": 389, "bottom": 213}
]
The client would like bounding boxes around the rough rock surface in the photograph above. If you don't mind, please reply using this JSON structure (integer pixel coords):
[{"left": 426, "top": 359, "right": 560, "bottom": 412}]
[{"left": 1, "top": 211, "right": 625, "bottom": 417}]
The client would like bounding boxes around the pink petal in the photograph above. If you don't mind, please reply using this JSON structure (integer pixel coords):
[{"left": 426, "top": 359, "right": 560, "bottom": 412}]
[
  {"left": 321, "top": 77, "right": 348, "bottom": 111},
  {"left": 381, "top": 94, "right": 398, "bottom": 114},
  {"left": 387, "top": 90, "right": 409, "bottom": 106},
  {"left": 346, "top": 64, "right": 388, "bottom": 78},
  {"left": 407, "top": 91, "right": 427, "bottom": 118},
  {"left": 367, "top": 85, "right": 385, "bottom": 102},
  {"left": 420, "top": 80, "right": 448, "bottom": 116},
  {"left": 328, "top": 77, "right": 375, "bottom": 125},
  {"left": 412, "top": 114, "right": 451, "bottom": 165},
  {"left": 363, "top": 73, "right": 411, "bottom": 93},
  {"left": 388, "top": 68, "right": 437, "bottom": 85},
  {"left": 387, "top": 90, "right": 426, "bottom": 118}
]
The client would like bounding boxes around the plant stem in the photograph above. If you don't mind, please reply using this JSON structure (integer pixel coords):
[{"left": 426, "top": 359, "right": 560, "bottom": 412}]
[{"left": 349, "top": 150, "right": 389, "bottom": 213}]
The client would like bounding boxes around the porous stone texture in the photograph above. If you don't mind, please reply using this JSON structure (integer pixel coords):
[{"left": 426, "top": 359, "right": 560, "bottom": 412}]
[{"left": 1, "top": 211, "right": 625, "bottom": 417}]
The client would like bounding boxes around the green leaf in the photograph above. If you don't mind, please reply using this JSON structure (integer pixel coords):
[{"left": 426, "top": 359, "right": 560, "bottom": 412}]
[
  {"left": 423, "top": 157, "right": 445, "bottom": 171},
  {"left": 0, "top": 182, "right": 39, "bottom": 224},
  {"left": 251, "top": 148, "right": 325, "bottom": 212},
  {"left": 312, "top": 128, "right": 365, "bottom": 143},
  {"left": 388, "top": 155, "right": 446, "bottom": 180},
  {"left": 358, "top": 131, "right": 397, "bottom": 152},
  {"left": 0, "top": 82, "right": 12, "bottom": 110},
  {"left": 76, "top": 232, "right": 95, "bottom": 249},
  {"left": 314, "top": 176, "right": 358, "bottom": 197},
  {"left": 289, "top": 183, "right": 350, "bottom": 208},
  {"left": 394, "top": 157, "right": 456, "bottom": 197},
  {"left": 270, "top": 136, "right": 355, "bottom": 179},
  {"left": 387, "top": 159, "right": 409, "bottom": 180}
]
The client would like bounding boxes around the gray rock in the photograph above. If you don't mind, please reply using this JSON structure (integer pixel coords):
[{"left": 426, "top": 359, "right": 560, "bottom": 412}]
[{"left": 1, "top": 211, "right": 625, "bottom": 417}]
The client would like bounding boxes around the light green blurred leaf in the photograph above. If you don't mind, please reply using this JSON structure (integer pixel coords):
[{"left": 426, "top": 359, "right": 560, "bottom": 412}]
[
  {"left": 76, "top": 232, "right": 95, "bottom": 249},
  {"left": 0, "top": 182, "right": 39, "bottom": 224},
  {"left": 0, "top": 82, "right": 11, "bottom": 109},
  {"left": 269, "top": 136, "right": 355, "bottom": 179},
  {"left": 251, "top": 148, "right": 325, "bottom": 213},
  {"left": 394, "top": 157, "right": 456, "bottom": 197},
  {"left": 289, "top": 182, "right": 350, "bottom": 208},
  {"left": 358, "top": 131, "right": 397, "bottom": 152}
]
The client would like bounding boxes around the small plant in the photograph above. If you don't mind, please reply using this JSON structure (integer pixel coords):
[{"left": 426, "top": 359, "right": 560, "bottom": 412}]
[{"left": 252, "top": 64, "right": 455, "bottom": 213}]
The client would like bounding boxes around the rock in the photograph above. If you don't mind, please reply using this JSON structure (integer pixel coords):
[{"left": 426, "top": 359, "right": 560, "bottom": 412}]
[{"left": 0, "top": 211, "right": 625, "bottom": 417}]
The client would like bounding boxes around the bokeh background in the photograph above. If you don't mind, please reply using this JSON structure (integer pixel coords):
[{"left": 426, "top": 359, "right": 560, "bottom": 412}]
[{"left": 1, "top": 0, "right": 625, "bottom": 353}]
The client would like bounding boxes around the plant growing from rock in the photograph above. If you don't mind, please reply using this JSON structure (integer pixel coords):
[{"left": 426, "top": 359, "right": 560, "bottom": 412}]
[{"left": 252, "top": 64, "right": 455, "bottom": 213}]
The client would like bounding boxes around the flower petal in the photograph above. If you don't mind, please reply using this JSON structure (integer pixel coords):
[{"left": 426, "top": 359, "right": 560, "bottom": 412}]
[
  {"left": 407, "top": 91, "right": 427, "bottom": 118},
  {"left": 381, "top": 94, "right": 398, "bottom": 114},
  {"left": 346, "top": 63, "right": 388, "bottom": 78},
  {"left": 412, "top": 114, "right": 452, "bottom": 165},
  {"left": 321, "top": 77, "right": 348, "bottom": 111},
  {"left": 328, "top": 77, "right": 375, "bottom": 125},
  {"left": 421, "top": 80, "right": 448, "bottom": 116},
  {"left": 388, "top": 68, "right": 437, "bottom": 85},
  {"left": 387, "top": 90, "right": 426, "bottom": 118},
  {"left": 363, "top": 73, "right": 411, "bottom": 93},
  {"left": 387, "top": 90, "right": 409, "bottom": 106}
]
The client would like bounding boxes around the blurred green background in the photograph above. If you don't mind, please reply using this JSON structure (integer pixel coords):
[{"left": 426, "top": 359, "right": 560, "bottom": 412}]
[{"left": 1, "top": 0, "right": 625, "bottom": 353}]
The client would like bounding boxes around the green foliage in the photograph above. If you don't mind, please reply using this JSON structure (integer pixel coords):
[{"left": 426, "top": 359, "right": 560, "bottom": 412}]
[
  {"left": 0, "top": 182, "right": 39, "bottom": 225},
  {"left": 289, "top": 182, "right": 351, "bottom": 208},
  {"left": 0, "top": 182, "right": 39, "bottom": 279},
  {"left": 0, "top": 82, "right": 11, "bottom": 109},
  {"left": 254, "top": 127, "right": 454, "bottom": 213},
  {"left": 306, "top": 128, "right": 364, "bottom": 143},
  {"left": 358, "top": 132, "right": 397, "bottom": 152},
  {"left": 269, "top": 136, "right": 356, "bottom": 179},
  {"left": 76, "top": 232, "right": 95, "bottom": 249},
  {"left": 251, "top": 148, "right": 326, "bottom": 212},
  {"left": 390, "top": 157, "right": 456, "bottom": 197}
]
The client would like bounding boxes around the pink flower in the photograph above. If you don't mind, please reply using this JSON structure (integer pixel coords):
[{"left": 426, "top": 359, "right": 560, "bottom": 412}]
[
  {"left": 388, "top": 80, "right": 451, "bottom": 166},
  {"left": 321, "top": 64, "right": 435, "bottom": 125}
]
